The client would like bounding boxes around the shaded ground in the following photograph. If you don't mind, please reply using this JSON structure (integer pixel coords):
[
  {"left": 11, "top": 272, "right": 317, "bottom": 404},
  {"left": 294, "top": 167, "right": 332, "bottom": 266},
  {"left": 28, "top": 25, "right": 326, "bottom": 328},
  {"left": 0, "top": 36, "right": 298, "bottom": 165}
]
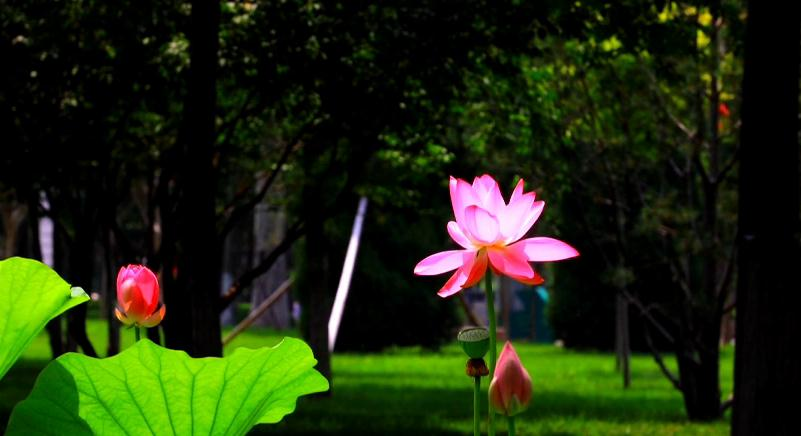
[{"left": 0, "top": 320, "right": 732, "bottom": 435}]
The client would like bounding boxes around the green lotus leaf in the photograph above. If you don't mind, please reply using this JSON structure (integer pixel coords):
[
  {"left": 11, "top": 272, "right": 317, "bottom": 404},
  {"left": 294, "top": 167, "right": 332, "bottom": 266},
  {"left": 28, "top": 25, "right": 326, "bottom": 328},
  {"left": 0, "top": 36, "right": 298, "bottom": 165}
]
[
  {"left": 7, "top": 337, "right": 329, "bottom": 435},
  {"left": 0, "top": 257, "right": 90, "bottom": 381}
]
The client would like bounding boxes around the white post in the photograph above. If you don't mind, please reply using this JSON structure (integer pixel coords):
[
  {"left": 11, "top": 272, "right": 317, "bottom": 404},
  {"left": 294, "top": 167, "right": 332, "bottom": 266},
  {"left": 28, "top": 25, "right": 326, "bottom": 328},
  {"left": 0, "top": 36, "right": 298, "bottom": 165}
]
[
  {"left": 328, "top": 197, "right": 368, "bottom": 352},
  {"left": 38, "top": 192, "right": 54, "bottom": 267}
]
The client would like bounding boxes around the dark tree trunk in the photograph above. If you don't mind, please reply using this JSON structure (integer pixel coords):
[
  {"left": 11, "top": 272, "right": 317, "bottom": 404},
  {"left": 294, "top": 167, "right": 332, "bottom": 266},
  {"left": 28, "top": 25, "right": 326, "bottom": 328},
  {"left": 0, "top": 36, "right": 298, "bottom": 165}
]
[
  {"left": 48, "top": 206, "right": 69, "bottom": 359},
  {"left": 733, "top": 1, "right": 801, "bottom": 434},
  {"left": 98, "top": 157, "right": 121, "bottom": 356},
  {"left": 677, "top": 317, "right": 721, "bottom": 420},
  {"left": 66, "top": 218, "right": 98, "bottom": 357},
  {"left": 297, "top": 141, "right": 333, "bottom": 388},
  {"left": 45, "top": 319, "right": 64, "bottom": 359},
  {"left": 103, "top": 226, "right": 120, "bottom": 356},
  {"left": 162, "top": 0, "right": 222, "bottom": 357},
  {"left": 300, "top": 198, "right": 333, "bottom": 388},
  {"left": 674, "top": 0, "right": 728, "bottom": 417},
  {"left": 678, "top": 351, "right": 721, "bottom": 420},
  {"left": 614, "top": 294, "right": 630, "bottom": 388}
]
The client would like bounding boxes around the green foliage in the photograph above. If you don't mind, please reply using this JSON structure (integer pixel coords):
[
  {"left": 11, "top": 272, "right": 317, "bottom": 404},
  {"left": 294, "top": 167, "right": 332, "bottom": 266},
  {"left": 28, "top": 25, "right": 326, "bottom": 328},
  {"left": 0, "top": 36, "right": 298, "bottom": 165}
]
[
  {"left": 7, "top": 338, "right": 328, "bottom": 435},
  {"left": 0, "top": 257, "right": 89, "bottom": 381},
  {"left": 521, "top": 1, "right": 740, "bottom": 346}
]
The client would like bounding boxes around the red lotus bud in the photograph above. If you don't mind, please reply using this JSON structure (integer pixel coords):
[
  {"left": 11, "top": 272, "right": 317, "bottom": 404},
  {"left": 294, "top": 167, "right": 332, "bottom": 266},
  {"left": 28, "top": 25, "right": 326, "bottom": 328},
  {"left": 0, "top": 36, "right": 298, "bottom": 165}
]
[
  {"left": 489, "top": 341, "right": 532, "bottom": 416},
  {"left": 114, "top": 265, "right": 165, "bottom": 328}
]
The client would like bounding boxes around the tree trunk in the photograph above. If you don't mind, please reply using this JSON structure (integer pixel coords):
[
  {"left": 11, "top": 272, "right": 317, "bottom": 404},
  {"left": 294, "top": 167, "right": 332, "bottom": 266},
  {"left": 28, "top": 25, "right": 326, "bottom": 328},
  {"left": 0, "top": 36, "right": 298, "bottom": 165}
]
[
  {"left": 301, "top": 209, "right": 333, "bottom": 388},
  {"left": 0, "top": 202, "right": 26, "bottom": 258},
  {"left": 103, "top": 226, "right": 120, "bottom": 356},
  {"left": 297, "top": 145, "right": 333, "bottom": 388},
  {"left": 615, "top": 294, "right": 630, "bottom": 388},
  {"left": 65, "top": 218, "right": 98, "bottom": 357},
  {"left": 677, "top": 319, "right": 721, "bottom": 420},
  {"left": 251, "top": 204, "right": 291, "bottom": 328},
  {"left": 41, "top": 200, "right": 66, "bottom": 359},
  {"left": 732, "top": 1, "right": 801, "bottom": 434},
  {"left": 678, "top": 350, "right": 721, "bottom": 420},
  {"left": 162, "top": 0, "right": 222, "bottom": 357}
]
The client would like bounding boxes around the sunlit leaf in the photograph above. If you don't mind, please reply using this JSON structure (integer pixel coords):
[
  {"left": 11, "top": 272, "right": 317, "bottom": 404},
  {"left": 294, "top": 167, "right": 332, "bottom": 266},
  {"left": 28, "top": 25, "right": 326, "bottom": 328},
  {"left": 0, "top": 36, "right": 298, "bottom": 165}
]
[
  {"left": 7, "top": 338, "right": 329, "bottom": 436},
  {"left": 698, "top": 11, "right": 713, "bottom": 26},
  {"left": 600, "top": 36, "right": 622, "bottom": 52},
  {"left": 0, "top": 257, "right": 90, "bottom": 381},
  {"left": 697, "top": 30, "right": 711, "bottom": 49}
]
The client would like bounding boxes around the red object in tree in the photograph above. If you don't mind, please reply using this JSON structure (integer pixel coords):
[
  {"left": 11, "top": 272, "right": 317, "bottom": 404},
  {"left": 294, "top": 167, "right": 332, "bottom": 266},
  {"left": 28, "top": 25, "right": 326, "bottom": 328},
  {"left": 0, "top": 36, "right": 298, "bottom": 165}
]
[{"left": 719, "top": 103, "right": 731, "bottom": 118}]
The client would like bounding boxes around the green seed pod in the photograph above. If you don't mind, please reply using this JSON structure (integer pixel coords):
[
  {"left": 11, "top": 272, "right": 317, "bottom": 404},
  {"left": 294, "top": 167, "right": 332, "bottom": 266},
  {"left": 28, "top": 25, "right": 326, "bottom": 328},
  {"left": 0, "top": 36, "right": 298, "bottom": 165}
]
[{"left": 458, "top": 327, "right": 490, "bottom": 359}]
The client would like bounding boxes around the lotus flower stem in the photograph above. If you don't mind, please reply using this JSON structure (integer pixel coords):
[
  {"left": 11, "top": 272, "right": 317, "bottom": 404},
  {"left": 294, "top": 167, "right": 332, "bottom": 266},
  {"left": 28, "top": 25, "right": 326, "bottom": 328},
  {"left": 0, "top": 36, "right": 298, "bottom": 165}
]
[
  {"left": 485, "top": 272, "right": 497, "bottom": 436},
  {"left": 135, "top": 327, "right": 141, "bottom": 342},
  {"left": 507, "top": 416, "right": 516, "bottom": 436},
  {"left": 473, "top": 376, "right": 481, "bottom": 436}
]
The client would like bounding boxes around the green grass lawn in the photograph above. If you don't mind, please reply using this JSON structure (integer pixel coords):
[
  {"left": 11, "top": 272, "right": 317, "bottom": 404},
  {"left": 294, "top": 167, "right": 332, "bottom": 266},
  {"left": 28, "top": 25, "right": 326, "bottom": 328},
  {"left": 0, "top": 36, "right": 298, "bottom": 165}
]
[{"left": 0, "top": 319, "right": 732, "bottom": 435}]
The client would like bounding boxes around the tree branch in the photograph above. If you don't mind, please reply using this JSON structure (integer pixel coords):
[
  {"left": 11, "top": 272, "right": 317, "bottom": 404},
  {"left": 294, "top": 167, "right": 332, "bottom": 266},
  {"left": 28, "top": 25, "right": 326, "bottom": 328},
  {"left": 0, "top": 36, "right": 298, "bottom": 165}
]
[
  {"left": 664, "top": 239, "right": 694, "bottom": 303},
  {"left": 218, "top": 220, "right": 305, "bottom": 311},
  {"left": 218, "top": 134, "right": 299, "bottom": 240},
  {"left": 693, "top": 152, "right": 713, "bottom": 187},
  {"left": 641, "top": 64, "right": 709, "bottom": 149},
  {"left": 714, "top": 145, "right": 739, "bottom": 185},
  {"left": 621, "top": 289, "right": 676, "bottom": 344},
  {"left": 217, "top": 92, "right": 257, "bottom": 151},
  {"left": 216, "top": 130, "right": 371, "bottom": 312},
  {"left": 668, "top": 157, "right": 686, "bottom": 178},
  {"left": 722, "top": 301, "right": 736, "bottom": 315},
  {"left": 642, "top": 319, "right": 682, "bottom": 391},
  {"left": 720, "top": 395, "right": 734, "bottom": 414}
]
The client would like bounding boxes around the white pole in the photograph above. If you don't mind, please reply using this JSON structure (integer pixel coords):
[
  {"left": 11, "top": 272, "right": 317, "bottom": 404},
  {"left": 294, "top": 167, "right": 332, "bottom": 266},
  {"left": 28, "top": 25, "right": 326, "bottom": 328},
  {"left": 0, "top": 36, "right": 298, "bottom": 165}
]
[
  {"left": 328, "top": 197, "right": 368, "bottom": 352},
  {"left": 38, "top": 192, "right": 54, "bottom": 267}
]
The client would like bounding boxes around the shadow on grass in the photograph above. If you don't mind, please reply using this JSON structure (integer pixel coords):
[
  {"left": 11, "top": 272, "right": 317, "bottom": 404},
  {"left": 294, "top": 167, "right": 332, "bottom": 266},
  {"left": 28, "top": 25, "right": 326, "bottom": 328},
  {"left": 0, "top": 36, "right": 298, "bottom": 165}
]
[
  {"left": 0, "top": 359, "right": 49, "bottom": 433},
  {"left": 253, "top": 380, "right": 692, "bottom": 435}
]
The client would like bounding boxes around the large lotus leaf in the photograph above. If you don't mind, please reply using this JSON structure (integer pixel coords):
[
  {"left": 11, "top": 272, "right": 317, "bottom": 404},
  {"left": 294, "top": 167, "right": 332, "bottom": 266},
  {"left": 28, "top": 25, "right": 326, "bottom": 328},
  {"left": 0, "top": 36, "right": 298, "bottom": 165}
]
[
  {"left": 0, "top": 257, "right": 89, "bottom": 381},
  {"left": 7, "top": 337, "right": 329, "bottom": 435}
]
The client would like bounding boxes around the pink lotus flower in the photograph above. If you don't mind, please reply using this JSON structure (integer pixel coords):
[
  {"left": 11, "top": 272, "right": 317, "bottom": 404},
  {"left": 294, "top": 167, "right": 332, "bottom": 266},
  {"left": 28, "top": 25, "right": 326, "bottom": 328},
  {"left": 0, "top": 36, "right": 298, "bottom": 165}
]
[
  {"left": 489, "top": 341, "right": 532, "bottom": 416},
  {"left": 114, "top": 265, "right": 166, "bottom": 328},
  {"left": 414, "top": 175, "right": 578, "bottom": 297}
]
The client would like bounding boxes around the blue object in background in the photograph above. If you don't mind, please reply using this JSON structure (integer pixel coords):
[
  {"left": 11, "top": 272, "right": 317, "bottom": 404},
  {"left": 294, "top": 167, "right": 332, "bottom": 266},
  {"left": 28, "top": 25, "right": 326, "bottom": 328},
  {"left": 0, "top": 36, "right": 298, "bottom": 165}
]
[
  {"left": 536, "top": 287, "right": 549, "bottom": 304},
  {"left": 509, "top": 286, "right": 554, "bottom": 343}
]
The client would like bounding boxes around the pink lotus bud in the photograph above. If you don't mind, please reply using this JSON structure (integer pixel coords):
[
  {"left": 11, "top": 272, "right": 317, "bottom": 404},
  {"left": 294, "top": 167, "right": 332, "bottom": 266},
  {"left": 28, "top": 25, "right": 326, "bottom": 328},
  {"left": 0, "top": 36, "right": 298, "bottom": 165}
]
[
  {"left": 114, "top": 265, "right": 166, "bottom": 328},
  {"left": 489, "top": 341, "right": 532, "bottom": 416}
]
